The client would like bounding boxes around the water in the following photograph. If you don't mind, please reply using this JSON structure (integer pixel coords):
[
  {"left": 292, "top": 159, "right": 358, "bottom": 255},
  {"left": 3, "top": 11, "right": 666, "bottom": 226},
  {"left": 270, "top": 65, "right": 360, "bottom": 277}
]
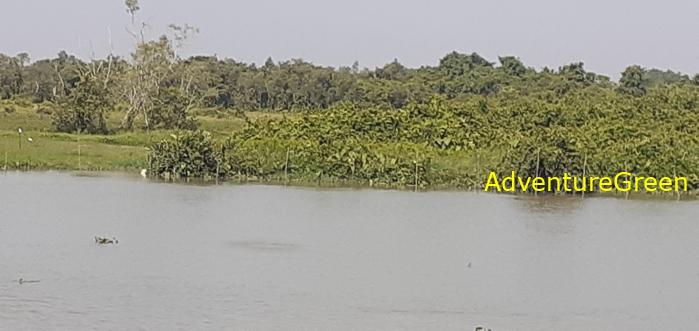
[{"left": 0, "top": 172, "right": 698, "bottom": 330}]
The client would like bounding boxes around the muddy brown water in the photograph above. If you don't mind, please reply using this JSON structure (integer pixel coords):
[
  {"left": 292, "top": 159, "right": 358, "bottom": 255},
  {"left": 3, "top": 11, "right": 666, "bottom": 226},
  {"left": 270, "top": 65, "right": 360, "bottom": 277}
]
[{"left": 0, "top": 172, "right": 698, "bottom": 330}]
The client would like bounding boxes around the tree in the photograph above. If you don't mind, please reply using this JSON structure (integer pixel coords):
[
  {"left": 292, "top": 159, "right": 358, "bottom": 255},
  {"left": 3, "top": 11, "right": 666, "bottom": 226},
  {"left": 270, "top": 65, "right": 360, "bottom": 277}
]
[
  {"left": 0, "top": 54, "right": 24, "bottom": 98},
  {"left": 644, "top": 69, "right": 689, "bottom": 87},
  {"left": 498, "top": 56, "right": 526, "bottom": 77},
  {"left": 120, "top": 36, "right": 176, "bottom": 129},
  {"left": 53, "top": 66, "right": 114, "bottom": 134},
  {"left": 618, "top": 65, "right": 647, "bottom": 96},
  {"left": 559, "top": 62, "right": 592, "bottom": 84},
  {"left": 125, "top": 0, "right": 140, "bottom": 23},
  {"left": 438, "top": 51, "right": 493, "bottom": 77},
  {"left": 375, "top": 59, "right": 409, "bottom": 81},
  {"left": 119, "top": 0, "right": 200, "bottom": 130},
  {"left": 149, "top": 87, "right": 199, "bottom": 130}
]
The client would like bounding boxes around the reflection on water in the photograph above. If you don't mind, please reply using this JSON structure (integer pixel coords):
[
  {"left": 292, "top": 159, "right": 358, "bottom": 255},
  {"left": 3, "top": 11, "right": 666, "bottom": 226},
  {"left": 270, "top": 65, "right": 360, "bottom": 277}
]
[
  {"left": 0, "top": 172, "right": 698, "bottom": 330},
  {"left": 226, "top": 240, "right": 299, "bottom": 251},
  {"left": 514, "top": 194, "right": 585, "bottom": 215}
]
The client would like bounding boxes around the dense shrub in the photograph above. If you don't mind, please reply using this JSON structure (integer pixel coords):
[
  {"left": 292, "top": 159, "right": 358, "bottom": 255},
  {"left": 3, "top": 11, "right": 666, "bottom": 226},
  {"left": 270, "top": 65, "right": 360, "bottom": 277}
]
[
  {"left": 149, "top": 130, "right": 221, "bottom": 178},
  {"left": 52, "top": 74, "right": 111, "bottom": 134},
  {"left": 148, "top": 85, "right": 699, "bottom": 191}
]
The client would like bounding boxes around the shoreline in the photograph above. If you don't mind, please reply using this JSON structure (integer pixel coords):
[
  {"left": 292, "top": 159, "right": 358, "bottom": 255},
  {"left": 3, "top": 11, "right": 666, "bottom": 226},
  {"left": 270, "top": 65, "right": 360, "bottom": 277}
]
[{"left": 3, "top": 169, "right": 696, "bottom": 201}]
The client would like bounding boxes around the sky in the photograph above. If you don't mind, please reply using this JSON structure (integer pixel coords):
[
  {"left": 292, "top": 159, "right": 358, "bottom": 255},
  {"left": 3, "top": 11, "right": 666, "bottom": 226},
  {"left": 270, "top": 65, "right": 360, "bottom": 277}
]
[{"left": 1, "top": 0, "right": 698, "bottom": 78}]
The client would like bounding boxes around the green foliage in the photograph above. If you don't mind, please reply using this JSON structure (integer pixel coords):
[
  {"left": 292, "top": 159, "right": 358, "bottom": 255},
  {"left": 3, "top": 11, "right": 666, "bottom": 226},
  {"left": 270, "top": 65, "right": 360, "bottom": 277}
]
[
  {"left": 149, "top": 130, "right": 220, "bottom": 178},
  {"left": 644, "top": 69, "right": 690, "bottom": 87},
  {"left": 52, "top": 71, "right": 112, "bottom": 134},
  {"left": 618, "top": 65, "right": 647, "bottom": 96},
  {"left": 148, "top": 87, "right": 199, "bottom": 130},
  {"left": 498, "top": 56, "right": 526, "bottom": 77},
  {"left": 219, "top": 137, "right": 435, "bottom": 187},
  {"left": 147, "top": 85, "right": 698, "bottom": 191},
  {"left": 2, "top": 43, "right": 698, "bottom": 193},
  {"left": 3, "top": 49, "right": 699, "bottom": 115}
]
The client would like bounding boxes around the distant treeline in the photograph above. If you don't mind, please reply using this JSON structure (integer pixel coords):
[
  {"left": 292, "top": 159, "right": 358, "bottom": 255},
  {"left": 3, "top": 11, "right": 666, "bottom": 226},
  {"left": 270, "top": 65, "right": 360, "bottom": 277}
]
[{"left": 1, "top": 50, "right": 698, "bottom": 111}]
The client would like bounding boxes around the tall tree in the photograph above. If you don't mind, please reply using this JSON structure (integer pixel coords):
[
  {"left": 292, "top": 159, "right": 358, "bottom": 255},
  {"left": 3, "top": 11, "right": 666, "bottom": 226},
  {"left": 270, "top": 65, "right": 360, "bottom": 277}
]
[{"left": 618, "top": 65, "right": 647, "bottom": 96}]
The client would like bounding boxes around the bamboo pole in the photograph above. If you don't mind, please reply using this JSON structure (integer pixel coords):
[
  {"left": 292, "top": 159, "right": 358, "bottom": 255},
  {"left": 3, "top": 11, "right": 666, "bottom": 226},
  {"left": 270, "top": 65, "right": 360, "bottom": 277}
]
[
  {"left": 581, "top": 154, "right": 587, "bottom": 199},
  {"left": 414, "top": 151, "right": 419, "bottom": 192},
  {"left": 674, "top": 168, "right": 680, "bottom": 201},
  {"left": 474, "top": 150, "right": 479, "bottom": 192},
  {"left": 78, "top": 138, "right": 82, "bottom": 172},
  {"left": 534, "top": 148, "right": 540, "bottom": 196},
  {"left": 624, "top": 163, "right": 629, "bottom": 200},
  {"left": 284, "top": 148, "right": 290, "bottom": 183}
]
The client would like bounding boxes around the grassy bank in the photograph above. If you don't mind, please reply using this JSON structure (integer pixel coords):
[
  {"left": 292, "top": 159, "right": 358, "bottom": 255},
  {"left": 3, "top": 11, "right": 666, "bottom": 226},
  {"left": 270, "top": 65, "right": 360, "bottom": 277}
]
[
  {"left": 0, "top": 101, "right": 491, "bottom": 190},
  {"left": 1, "top": 100, "right": 696, "bottom": 200},
  {"left": 0, "top": 101, "right": 294, "bottom": 171}
]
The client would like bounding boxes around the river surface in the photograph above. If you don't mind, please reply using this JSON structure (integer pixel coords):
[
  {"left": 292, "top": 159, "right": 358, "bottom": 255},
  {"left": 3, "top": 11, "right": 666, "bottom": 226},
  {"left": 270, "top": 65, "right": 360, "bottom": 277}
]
[{"left": 0, "top": 172, "right": 698, "bottom": 330}]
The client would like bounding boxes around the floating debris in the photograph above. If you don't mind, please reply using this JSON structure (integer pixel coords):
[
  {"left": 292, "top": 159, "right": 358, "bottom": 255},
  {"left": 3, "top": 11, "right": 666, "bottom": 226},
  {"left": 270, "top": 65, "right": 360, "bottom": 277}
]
[
  {"left": 95, "top": 236, "right": 119, "bottom": 245},
  {"left": 18, "top": 278, "right": 40, "bottom": 285}
]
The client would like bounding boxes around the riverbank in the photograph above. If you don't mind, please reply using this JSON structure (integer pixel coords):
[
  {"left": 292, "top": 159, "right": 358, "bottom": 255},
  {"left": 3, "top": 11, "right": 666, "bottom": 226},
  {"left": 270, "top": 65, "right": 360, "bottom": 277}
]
[
  {"left": 2, "top": 101, "right": 696, "bottom": 199},
  {"left": 0, "top": 101, "right": 277, "bottom": 171},
  {"left": 1, "top": 102, "right": 486, "bottom": 188}
]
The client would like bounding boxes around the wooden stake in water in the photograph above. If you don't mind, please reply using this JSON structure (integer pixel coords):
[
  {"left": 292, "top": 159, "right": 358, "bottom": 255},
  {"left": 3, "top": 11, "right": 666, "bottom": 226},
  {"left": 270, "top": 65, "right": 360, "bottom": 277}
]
[
  {"left": 78, "top": 138, "right": 82, "bottom": 171},
  {"left": 624, "top": 163, "right": 630, "bottom": 200},
  {"left": 534, "top": 148, "right": 540, "bottom": 196},
  {"left": 674, "top": 168, "right": 680, "bottom": 201},
  {"left": 284, "top": 149, "right": 290, "bottom": 183},
  {"left": 414, "top": 151, "right": 419, "bottom": 192},
  {"left": 581, "top": 154, "right": 587, "bottom": 199}
]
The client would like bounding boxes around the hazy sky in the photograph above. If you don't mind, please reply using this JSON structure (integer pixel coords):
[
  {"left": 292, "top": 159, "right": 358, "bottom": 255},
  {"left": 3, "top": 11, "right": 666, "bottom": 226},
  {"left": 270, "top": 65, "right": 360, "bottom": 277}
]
[{"left": 2, "top": 0, "right": 698, "bottom": 77}]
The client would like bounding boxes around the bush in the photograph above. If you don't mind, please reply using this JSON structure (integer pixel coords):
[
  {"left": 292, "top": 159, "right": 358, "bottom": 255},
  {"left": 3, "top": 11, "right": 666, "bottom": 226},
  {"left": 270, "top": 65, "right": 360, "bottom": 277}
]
[
  {"left": 148, "top": 87, "right": 199, "bottom": 130},
  {"left": 149, "top": 130, "right": 221, "bottom": 178},
  {"left": 52, "top": 73, "right": 111, "bottom": 134}
]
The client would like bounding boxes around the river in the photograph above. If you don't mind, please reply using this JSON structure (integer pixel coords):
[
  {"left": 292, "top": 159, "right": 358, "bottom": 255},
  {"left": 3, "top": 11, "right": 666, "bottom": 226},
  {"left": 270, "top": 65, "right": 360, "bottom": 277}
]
[{"left": 0, "top": 172, "right": 697, "bottom": 330}]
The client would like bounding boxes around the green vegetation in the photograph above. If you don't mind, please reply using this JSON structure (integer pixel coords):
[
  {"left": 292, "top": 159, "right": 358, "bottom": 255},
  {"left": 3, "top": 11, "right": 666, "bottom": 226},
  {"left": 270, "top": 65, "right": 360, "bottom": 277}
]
[
  {"left": 0, "top": 101, "right": 248, "bottom": 171},
  {"left": 0, "top": 0, "right": 696, "bottom": 196},
  {"left": 144, "top": 89, "right": 698, "bottom": 192}
]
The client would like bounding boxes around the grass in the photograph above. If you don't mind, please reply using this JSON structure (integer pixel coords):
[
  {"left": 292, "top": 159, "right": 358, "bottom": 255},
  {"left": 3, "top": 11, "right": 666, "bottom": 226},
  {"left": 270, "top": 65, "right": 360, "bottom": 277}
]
[
  {"left": 0, "top": 101, "right": 258, "bottom": 171},
  {"left": 0, "top": 133, "right": 147, "bottom": 170},
  {"left": 0, "top": 102, "right": 486, "bottom": 188}
]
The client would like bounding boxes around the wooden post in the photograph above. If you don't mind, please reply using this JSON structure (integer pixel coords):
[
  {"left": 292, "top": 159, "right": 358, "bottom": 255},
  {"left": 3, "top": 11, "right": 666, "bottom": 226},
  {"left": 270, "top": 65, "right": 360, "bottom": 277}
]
[
  {"left": 474, "top": 150, "right": 479, "bottom": 192},
  {"left": 624, "top": 163, "right": 630, "bottom": 200},
  {"left": 534, "top": 148, "right": 540, "bottom": 196},
  {"left": 284, "top": 148, "right": 290, "bottom": 183},
  {"left": 581, "top": 154, "right": 587, "bottom": 199},
  {"left": 674, "top": 168, "right": 680, "bottom": 201},
  {"left": 78, "top": 139, "right": 82, "bottom": 172},
  {"left": 414, "top": 151, "right": 419, "bottom": 192}
]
